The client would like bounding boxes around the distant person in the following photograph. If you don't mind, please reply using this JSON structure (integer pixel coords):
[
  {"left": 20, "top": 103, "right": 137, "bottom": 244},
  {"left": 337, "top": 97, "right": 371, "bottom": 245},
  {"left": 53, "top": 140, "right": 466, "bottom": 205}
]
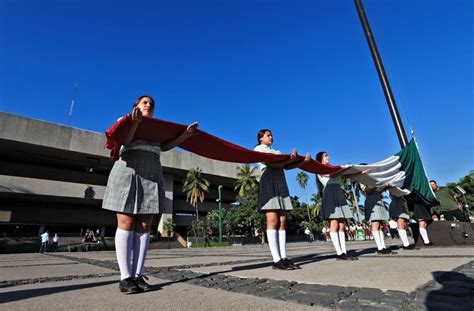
[
  {"left": 102, "top": 95, "right": 197, "bottom": 294},
  {"left": 39, "top": 231, "right": 49, "bottom": 253},
  {"left": 430, "top": 180, "right": 469, "bottom": 222},
  {"left": 52, "top": 233, "right": 59, "bottom": 252},
  {"left": 304, "top": 227, "right": 312, "bottom": 243},
  {"left": 203, "top": 234, "right": 211, "bottom": 247}
]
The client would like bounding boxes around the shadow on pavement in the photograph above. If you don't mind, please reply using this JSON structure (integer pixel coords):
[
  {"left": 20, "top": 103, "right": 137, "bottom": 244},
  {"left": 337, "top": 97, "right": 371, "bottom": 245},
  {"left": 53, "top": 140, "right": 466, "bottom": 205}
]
[
  {"left": 425, "top": 271, "right": 474, "bottom": 311},
  {"left": 0, "top": 280, "right": 117, "bottom": 304}
]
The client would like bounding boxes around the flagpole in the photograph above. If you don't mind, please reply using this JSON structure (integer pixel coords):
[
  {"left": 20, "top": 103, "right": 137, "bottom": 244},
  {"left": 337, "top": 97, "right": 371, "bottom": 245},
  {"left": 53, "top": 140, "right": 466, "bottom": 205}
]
[{"left": 354, "top": 0, "right": 408, "bottom": 148}]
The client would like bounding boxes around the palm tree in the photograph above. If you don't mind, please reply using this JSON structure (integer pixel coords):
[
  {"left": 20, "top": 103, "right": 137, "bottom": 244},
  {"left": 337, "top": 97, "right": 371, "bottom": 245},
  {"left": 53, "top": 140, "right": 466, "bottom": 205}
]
[
  {"left": 182, "top": 167, "right": 210, "bottom": 220},
  {"left": 310, "top": 193, "right": 322, "bottom": 219},
  {"left": 296, "top": 171, "right": 311, "bottom": 221},
  {"left": 234, "top": 164, "right": 258, "bottom": 198}
]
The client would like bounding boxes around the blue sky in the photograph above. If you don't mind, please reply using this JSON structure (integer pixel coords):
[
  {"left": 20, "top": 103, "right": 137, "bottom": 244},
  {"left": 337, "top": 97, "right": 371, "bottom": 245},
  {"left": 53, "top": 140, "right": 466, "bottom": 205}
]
[{"left": 1, "top": 0, "right": 472, "bottom": 201}]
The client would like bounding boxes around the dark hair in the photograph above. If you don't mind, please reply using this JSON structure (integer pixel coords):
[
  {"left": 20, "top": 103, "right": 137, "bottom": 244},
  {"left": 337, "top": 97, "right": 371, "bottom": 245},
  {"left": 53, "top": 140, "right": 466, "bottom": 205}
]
[
  {"left": 429, "top": 180, "right": 437, "bottom": 184},
  {"left": 316, "top": 151, "right": 327, "bottom": 163},
  {"left": 133, "top": 95, "right": 155, "bottom": 110},
  {"left": 315, "top": 151, "right": 328, "bottom": 195},
  {"left": 257, "top": 129, "right": 271, "bottom": 145}
]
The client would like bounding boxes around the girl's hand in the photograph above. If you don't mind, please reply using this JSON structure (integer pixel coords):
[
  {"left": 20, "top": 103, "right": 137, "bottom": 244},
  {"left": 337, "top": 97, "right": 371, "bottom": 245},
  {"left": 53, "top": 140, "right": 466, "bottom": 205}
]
[
  {"left": 130, "top": 107, "right": 143, "bottom": 126},
  {"left": 290, "top": 149, "right": 298, "bottom": 159},
  {"left": 182, "top": 122, "right": 198, "bottom": 138},
  {"left": 304, "top": 152, "right": 311, "bottom": 162}
]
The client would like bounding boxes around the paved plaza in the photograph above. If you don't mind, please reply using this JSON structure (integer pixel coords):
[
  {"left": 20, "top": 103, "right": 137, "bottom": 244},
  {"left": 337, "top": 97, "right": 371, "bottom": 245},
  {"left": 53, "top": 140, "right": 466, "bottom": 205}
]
[{"left": 0, "top": 240, "right": 473, "bottom": 310}]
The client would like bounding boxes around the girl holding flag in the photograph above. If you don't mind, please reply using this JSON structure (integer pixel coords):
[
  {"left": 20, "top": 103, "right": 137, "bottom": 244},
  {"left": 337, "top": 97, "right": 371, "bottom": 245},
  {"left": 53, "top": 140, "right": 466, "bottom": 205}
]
[
  {"left": 316, "top": 151, "right": 360, "bottom": 260},
  {"left": 254, "top": 129, "right": 310, "bottom": 270},
  {"left": 102, "top": 95, "right": 197, "bottom": 294}
]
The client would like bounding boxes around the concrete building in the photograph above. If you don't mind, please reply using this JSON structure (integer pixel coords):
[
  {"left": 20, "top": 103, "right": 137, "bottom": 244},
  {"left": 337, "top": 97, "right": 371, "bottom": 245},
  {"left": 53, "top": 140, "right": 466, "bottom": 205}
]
[{"left": 0, "top": 112, "right": 241, "bottom": 237}]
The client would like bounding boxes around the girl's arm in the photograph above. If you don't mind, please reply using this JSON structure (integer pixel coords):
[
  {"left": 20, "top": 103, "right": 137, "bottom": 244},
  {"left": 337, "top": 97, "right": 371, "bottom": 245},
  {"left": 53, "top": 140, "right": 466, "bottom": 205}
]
[
  {"left": 122, "top": 107, "right": 142, "bottom": 146},
  {"left": 284, "top": 153, "right": 311, "bottom": 170},
  {"left": 162, "top": 122, "right": 198, "bottom": 151},
  {"left": 264, "top": 149, "right": 299, "bottom": 168}
]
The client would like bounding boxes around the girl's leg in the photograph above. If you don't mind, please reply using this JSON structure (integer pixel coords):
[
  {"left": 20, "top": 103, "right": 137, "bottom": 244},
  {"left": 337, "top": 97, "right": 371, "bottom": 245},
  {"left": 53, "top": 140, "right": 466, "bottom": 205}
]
[
  {"left": 371, "top": 221, "right": 385, "bottom": 251},
  {"left": 278, "top": 211, "right": 287, "bottom": 259},
  {"left": 418, "top": 220, "right": 431, "bottom": 244},
  {"left": 396, "top": 218, "right": 410, "bottom": 247},
  {"left": 131, "top": 214, "right": 154, "bottom": 278},
  {"left": 116, "top": 213, "right": 135, "bottom": 281},
  {"left": 337, "top": 220, "right": 347, "bottom": 254},
  {"left": 329, "top": 219, "right": 343, "bottom": 255},
  {"left": 266, "top": 211, "right": 281, "bottom": 263}
]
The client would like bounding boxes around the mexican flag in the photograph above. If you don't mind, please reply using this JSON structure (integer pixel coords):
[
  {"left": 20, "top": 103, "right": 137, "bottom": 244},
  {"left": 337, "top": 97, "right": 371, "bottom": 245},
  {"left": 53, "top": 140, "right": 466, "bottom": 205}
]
[{"left": 339, "top": 138, "right": 439, "bottom": 206}]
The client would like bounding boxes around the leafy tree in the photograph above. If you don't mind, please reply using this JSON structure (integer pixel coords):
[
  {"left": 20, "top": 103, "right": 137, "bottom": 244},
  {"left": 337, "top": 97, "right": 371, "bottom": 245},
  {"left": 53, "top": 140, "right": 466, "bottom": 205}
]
[
  {"left": 182, "top": 167, "right": 210, "bottom": 220},
  {"left": 296, "top": 171, "right": 311, "bottom": 221},
  {"left": 447, "top": 170, "right": 474, "bottom": 215},
  {"left": 225, "top": 187, "right": 264, "bottom": 236},
  {"left": 189, "top": 219, "right": 207, "bottom": 237},
  {"left": 234, "top": 164, "right": 258, "bottom": 198}
]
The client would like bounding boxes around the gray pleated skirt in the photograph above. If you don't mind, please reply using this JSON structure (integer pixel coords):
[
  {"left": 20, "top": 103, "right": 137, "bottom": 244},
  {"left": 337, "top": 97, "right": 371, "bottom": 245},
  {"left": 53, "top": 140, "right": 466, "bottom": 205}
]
[
  {"left": 102, "top": 150, "right": 165, "bottom": 215},
  {"left": 364, "top": 193, "right": 388, "bottom": 222},
  {"left": 389, "top": 197, "right": 410, "bottom": 220},
  {"left": 257, "top": 167, "right": 293, "bottom": 212},
  {"left": 414, "top": 204, "right": 431, "bottom": 221},
  {"left": 321, "top": 183, "right": 353, "bottom": 220}
]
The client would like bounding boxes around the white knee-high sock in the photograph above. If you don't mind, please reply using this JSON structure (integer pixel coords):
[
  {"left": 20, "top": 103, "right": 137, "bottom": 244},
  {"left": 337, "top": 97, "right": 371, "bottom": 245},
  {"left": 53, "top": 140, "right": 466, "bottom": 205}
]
[
  {"left": 372, "top": 230, "right": 383, "bottom": 250},
  {"left": 131, "top": 232, "right": 150, "bottom": 277},
  {"left": 278, "top": 230, "right": 287, "bottom": 259},
  {"left": 330, "top": 232, "right": 343, "bottom": 255},
  {"left": 115, "top": 228, "right": 134, "bottom": 280},
  {"left": 419, "top": 227, "right": 430, "bottom": 244},
  {"left": 338, "top": 231, "right": 347, "bottom": 254},
  {"left": 398, "top": 229, "right": 410, "bottom": 247},
  {"left": 266, "top": 229, "right": 281, "bottom": 263},
  {"left": 378, "top": 230, "right": 386, "bottom": 249}
]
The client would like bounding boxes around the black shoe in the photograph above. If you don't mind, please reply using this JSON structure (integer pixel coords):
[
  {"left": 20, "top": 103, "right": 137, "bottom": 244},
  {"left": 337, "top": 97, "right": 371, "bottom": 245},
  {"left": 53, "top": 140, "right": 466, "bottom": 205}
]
[
  {"left": 377, "top": 248, "right": 396, "bottom": 255},
  {"left": 134, "top": 274, "right": 152, "bottom": 292},
  {"left": 282, "top": 258, "right": 301, "bottom": 269},
  {"left": 272, "top": 259, "right": 294, "bottom": 270},
  {"left": 119, "top": 277, "right": 139, "bottom": 294},
  {"left": 336, "top": 253, "right": 352, "bottom": 261},
  {"left": 423, "top": 242, "right": 434, "bottom": 247},
  {"left": 383, "top": 248, "right": 397, "bottom": 255},
  {"left": 402, "top": 244, "right": 419, "bottom": 250}
]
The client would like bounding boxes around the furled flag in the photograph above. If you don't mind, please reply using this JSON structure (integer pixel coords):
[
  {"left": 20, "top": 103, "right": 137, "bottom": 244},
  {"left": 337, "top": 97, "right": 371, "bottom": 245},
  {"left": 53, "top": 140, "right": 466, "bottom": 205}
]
[{"left": 336, "top": 138, "right": 439, "bottom": 206}]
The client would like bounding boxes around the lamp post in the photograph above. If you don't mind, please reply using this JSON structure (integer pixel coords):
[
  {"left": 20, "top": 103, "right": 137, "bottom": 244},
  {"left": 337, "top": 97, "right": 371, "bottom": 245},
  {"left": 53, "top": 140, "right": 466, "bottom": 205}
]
[{"left": 218, "top": 185, "right": 223, "bottom": 242}]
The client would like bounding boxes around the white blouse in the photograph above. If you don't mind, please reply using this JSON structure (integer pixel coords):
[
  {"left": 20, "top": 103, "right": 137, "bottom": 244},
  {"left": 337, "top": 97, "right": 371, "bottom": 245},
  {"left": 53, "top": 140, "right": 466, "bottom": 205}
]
[{"left": 254, "top": 144, "right": 281, "bottom": 171}]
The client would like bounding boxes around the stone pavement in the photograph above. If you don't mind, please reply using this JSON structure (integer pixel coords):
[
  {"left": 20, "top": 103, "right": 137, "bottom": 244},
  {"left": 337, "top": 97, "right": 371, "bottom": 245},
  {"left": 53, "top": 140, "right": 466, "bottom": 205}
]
[{"left": 0, "top": 240, "right": 473, "bottom": 310}]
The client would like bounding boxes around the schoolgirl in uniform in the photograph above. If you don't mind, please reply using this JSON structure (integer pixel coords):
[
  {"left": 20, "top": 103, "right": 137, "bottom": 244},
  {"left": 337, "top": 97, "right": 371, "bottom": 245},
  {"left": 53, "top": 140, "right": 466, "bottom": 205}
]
[
  {"left": 413, "top": 203, "right": 434, "bottom": 246},
  {"left": 102, "top": 95, "right": 197, "bottom": 294},
  {"left": 389, "top": 196, "right": 418, "bottom": 250},
  {"left": 316, "top": 151, "right": 358, "bottom": 260},
  {"left": 254, "top": 129, "right": 309, "bottom": 270},
  {"left": 361, "top": 185, "right": 394, "bottom": 254}
]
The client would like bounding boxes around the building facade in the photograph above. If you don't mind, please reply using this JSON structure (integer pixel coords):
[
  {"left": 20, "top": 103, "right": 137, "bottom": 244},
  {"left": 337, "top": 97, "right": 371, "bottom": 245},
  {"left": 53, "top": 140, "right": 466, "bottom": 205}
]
[{"left": 0, "top": 112, "right": 241, "bottom": 237}]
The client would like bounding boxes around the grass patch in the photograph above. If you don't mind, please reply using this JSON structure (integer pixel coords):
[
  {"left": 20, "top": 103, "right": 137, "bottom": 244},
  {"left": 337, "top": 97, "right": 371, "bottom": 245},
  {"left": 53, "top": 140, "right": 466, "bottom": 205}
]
[{"left": 190, "top": 242, "right": 230, "bottom": 248}]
